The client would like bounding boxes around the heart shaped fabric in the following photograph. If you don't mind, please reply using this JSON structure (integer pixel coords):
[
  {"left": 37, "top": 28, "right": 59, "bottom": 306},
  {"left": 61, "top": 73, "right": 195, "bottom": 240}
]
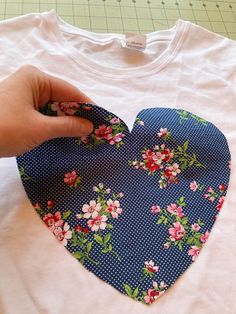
[{"left": 16, "top": 102, "right": 231, "bottom": 305}]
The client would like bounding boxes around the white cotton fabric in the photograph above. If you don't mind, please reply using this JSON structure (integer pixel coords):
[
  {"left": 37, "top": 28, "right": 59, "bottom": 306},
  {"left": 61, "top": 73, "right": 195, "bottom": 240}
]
[{"left": 0, "top": 10, "right": 235, "bottom": 314}]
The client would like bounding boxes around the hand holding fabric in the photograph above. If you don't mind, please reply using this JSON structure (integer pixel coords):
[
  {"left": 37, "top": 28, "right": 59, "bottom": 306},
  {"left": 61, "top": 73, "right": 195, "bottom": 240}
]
[{"left": 0, "top": 65, "right": 93, "bottom": 157}]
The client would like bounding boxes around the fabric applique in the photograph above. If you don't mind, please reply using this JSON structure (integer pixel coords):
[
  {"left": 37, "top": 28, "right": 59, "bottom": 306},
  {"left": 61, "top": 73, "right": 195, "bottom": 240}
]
[{"left": 17, "top": 102, "right": 231, "bottom": 305}]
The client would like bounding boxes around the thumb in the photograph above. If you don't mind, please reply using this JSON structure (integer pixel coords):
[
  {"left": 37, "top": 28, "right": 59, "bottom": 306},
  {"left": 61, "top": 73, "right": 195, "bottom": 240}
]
[{"left": 40, "top": 114, "right": 93, "bottom": 140}]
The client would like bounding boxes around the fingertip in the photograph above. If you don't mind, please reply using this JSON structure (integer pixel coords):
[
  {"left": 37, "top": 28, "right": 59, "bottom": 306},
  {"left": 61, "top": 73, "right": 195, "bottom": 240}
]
[
  {"left": 82, "top": 119, "right": 94, "bottom": 136},
  {"left": 40, "top": 115, "right": 94, "bottom": 140}
]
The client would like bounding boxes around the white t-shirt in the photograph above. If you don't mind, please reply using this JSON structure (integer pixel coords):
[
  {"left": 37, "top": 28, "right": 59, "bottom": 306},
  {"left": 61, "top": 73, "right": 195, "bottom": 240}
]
[{"left": 0, "top": 10, "right": 235, "bottom": 314}]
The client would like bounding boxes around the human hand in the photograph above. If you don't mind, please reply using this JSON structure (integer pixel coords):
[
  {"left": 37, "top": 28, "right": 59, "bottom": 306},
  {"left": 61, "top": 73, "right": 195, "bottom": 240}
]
[{"left": 0, "top": 65, "right": 94, "bottom": 157}]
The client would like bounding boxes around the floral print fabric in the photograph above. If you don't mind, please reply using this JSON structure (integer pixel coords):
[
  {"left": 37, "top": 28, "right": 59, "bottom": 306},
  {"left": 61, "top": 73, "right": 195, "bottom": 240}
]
[{"left": 17, "top": 102, "right": 231, "bottom": 305}]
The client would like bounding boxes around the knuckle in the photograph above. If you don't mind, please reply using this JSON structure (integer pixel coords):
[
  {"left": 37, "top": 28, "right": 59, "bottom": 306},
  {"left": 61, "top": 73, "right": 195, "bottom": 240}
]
[{"left": 65, "top": 117, "right": 76, "bottom": 136}]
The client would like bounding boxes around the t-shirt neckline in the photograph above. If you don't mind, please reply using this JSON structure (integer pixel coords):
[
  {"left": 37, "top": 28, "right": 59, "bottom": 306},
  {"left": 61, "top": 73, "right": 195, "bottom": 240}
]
[{"left": 45, "top": 10, "right": 190, "bottom": 79}]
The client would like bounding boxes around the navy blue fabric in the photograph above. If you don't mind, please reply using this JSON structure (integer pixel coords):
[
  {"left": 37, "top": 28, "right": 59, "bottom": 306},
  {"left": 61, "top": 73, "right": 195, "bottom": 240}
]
[{"left": 16, "top": 103, "right": 231, "bottom": 304}]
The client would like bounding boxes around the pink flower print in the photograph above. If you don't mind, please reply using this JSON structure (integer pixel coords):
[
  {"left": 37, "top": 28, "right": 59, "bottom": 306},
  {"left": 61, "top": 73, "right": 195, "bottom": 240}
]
[
  {"left": 160, "top": 281, "right": 168, "bottom": 289},
  {"left": 140, "top": 162, "right": 145, "bottom": 168},
  {"left": 81, "top": 136, "right": 89, "bottom": 144},
  {"left": 159, "top": 179, "right": 167, "bottom": 189},
  {"left": 169, "top": 222, "right": 185, "bottom": 241},
  {"left": 106, "top": 199, "right": 123, "bottom": 218},
  {"left": 94, "top": 124, "right": 113, "bottom": 140},
  {"left": 191, "top": 223, "right": 201, "bottom": 232},
  {"left": 107, "top": 132, "right": 125, "bottom": 145},
  {"left": 161, "top": 148, "right": 174, "bottom": 162},
  {"left": 144, "top": 287, "right": 163, "bottom": 304},
  {"left": 200, "top": 231, "right": 209, "bottom": 243},
  {"left": 33, "top": 203, "right": 41, "bottom": 210},
  {"left": 190, "top": 181, "right": 199, "bottom": 192},
  {"left": 51, "top": 101, "right": 80, "bottom": 116},
  {"left": 64, "top": 170, "right": 81, "bottom": 187},
  {"left": 154, "top": 151, "right": 165, "bottom": 164},
  {"left": 75, "top": 225, "right": 83, "bottom": 232},
  {"left": 164, "top": 167, "right": 172, "bottom": 178},
  {"left": 167, "top": 204, "right": 184, "bottom": 218},
  {"left": 110, "top": 117, "right": 121, "bottom": 124},
  {"left": 157, "top": 128, "right": 170, "bottom": 139},
  {"left": 167, "top": 163, "right": 181, "bottom": 176},
  {"left": 131, "top": 161, "right": 138, "bottom": 168},
  {"left": 93, "top": 186, "right": 99, "bottom": 192},
  {"left": 83, "top": 227, "right": 89, "bottom": 234},
  {"left": 47, "top": 200, "right": 56, "bottom": 208},
  {"left": 98, "top": 183, "right": 104, "bottom": 189},
  {"left": 146, "top": 160, "right": 159, "bottom": 173},
  {"left": 152, "top": 281, "right": 158, "bottom": 289},
  {"left": 43, "top": 211, "right": 63, "bottom": 232},
  {"left": 164, "top": 242, "right": 170, "bottom": 249},
  {"left": 143, "top": 150, "right": 163, "bottom": 166},
  {"left": 216, "top": 196, "right": 225, "bottom": 211},
  {"left": 188, "top": 246, "right": 200, "bottom": 261},
  {"left": 144, "top": 260, "right": 159, "bottom": 273},
  {"left": 151, "top": 205, "right": 161, "bottom": 214},
  {"left": 75, "top": 225, "right": 89, "bottom": 234},
  {"left": 82, "top": 200, "right": 101, "bottom": 219},
  {"left": 76, "top": 213, "right": 83, "bottom": 219},
  {"left": 142, "top": 150, "right": 160, "bottom": 173},
  {"left": 219, "top": 184, "right": 226, "bottom": 192},
  {"left": 135, "top": 117, "right": 145, "bottom": 126},
  {"left": 203, "top": 187, "right": 217, "bottom": 202},
  {"left": 87, "top": 212, "right": 108, "bottom": 232},
  {"left": 118, "top": 192, "right": 124, "bottom": 198},
  {"left": 83, "top": 105, "right": 92, "bottom": 111},
  {"left": 207, "top": 187, "right": 214, "bottom": 193},
  {"left": 53, "top": 222, "right": 72, "bottom": 246},
  {"left": 164, "top": 165, "right": 180, "bottom": 185},
  {"left": 142, "top": 149, "right": 155, "bottom": 161}
]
